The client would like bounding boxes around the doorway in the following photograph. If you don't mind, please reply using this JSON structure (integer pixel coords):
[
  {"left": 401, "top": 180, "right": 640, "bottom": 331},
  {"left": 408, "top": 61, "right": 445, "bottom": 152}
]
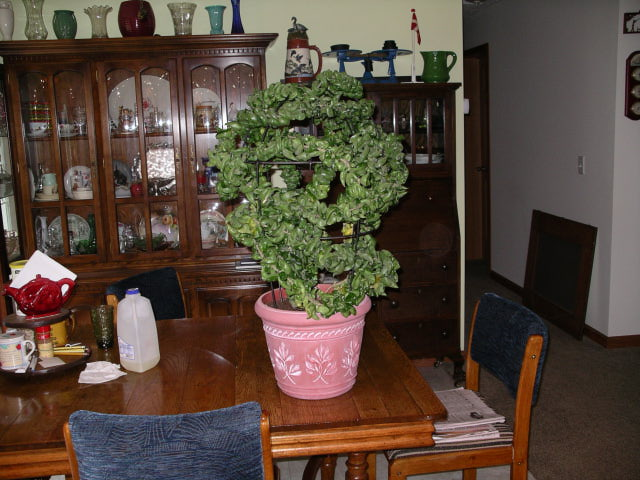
[{"left": 463, "top": 44, "right": 490, "bottom": 263}]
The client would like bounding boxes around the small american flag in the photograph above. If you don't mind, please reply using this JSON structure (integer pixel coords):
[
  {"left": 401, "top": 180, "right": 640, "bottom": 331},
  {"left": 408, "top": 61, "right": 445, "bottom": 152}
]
[{"left": 411, "top": 9, "right": 421, "bottom": 45}]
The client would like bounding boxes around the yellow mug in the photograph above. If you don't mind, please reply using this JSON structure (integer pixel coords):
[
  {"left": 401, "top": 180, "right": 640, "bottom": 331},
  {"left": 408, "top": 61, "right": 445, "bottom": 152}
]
[{"left": 50, "top": 317, "right": 75, "bottom": 347}]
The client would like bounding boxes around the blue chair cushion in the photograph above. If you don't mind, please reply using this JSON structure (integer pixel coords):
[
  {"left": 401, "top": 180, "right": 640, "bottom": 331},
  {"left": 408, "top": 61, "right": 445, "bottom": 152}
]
[
  {"left": 68, "top": 402, "right": 266, "bottom": 480},
  {"left": 105, "top": 267, "right": 185, "bottom": 320},
  {"left": 471, "top": 293, "right": 549, "bottom": 404}
]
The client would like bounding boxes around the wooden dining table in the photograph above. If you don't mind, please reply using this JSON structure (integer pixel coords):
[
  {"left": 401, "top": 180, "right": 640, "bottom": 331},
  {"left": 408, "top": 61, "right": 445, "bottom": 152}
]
[{"left": 0, "top": 313, "right": 446, "bottom": 480}]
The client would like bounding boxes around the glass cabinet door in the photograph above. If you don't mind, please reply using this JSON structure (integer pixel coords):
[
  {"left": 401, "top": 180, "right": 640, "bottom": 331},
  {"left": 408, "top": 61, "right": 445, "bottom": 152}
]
[
  {"left": 0, "top": 68, "right": 20, "bottom": 275},
  {"left": 184, "top": 59, "right": 258, "bottom": 256},
  {"left": 378, "top": 96, "right": 447, "bottom": 167},
  {"left": 104, "top": 63, "right": 183, "bottom": 256},
  {"left": 17, "top": 65, "right": 99, "bottom": 259}
]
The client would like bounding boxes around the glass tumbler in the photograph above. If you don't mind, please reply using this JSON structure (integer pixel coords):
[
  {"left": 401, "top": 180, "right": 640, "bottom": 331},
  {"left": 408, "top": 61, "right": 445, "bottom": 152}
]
[{"left": 90, "top": 305, "right": 115, "bottom": 349}]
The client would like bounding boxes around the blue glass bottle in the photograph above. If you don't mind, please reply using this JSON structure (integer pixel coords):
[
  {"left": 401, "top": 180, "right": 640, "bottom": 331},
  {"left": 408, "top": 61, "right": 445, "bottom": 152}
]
[{"left": 230, "top": 0, "right": 244, "bottom": 34}]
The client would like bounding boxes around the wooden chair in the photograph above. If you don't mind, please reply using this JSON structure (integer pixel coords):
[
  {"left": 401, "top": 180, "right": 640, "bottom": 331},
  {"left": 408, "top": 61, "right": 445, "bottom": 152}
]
[
  {"left": 105, "top": 266, "right": 186, "bottom": 324},
  {"left": 385, "top": 293, "right": 548, "bottom": 480},
  {"left": 63, "top": 402, "right": 275, "bottom": 480}
]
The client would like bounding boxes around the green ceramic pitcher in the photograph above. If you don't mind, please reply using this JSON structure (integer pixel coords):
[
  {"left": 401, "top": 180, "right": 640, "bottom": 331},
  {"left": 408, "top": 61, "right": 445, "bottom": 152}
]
[{"left": 421, "top": 51, "right": 457, "bottom": 83}]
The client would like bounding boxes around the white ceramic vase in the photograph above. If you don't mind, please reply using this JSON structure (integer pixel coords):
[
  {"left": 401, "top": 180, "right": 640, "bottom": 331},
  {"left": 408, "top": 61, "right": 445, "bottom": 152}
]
[{"left": 0, "top": 0, "right": 14, "bottom": 41}]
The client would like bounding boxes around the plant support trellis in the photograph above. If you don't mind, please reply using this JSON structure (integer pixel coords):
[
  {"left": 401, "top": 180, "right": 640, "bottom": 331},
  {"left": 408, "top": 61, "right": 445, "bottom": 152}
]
[{"left": 208, "top": 71, "right": 409, "bottom": 319}]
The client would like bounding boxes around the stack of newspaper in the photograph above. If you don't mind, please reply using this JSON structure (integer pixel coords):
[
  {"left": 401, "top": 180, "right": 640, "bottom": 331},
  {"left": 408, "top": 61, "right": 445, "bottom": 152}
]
[{"left": 433, "top": 388, "right": 506, "bottom": 444}]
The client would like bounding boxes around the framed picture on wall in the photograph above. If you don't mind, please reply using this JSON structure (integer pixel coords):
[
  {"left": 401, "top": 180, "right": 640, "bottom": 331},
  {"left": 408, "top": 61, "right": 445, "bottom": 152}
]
[{"left": 623, "top": 11, "right": 640, "bottom": 33}]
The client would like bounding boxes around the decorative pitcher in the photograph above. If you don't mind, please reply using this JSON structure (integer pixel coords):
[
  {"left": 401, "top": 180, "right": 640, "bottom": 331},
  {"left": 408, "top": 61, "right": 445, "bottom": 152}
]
[
  {"left": 284, "top": 17, "right": 322, "bottom": 84},
  {"left": 420, "top": 50, "right": 457, "bottom": 83}
]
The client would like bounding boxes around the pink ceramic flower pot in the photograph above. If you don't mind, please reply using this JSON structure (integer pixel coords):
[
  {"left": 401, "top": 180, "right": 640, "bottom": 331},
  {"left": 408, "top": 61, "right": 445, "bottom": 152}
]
[{"left": 255, "top": 286, "right": 371, "bottom": 400}]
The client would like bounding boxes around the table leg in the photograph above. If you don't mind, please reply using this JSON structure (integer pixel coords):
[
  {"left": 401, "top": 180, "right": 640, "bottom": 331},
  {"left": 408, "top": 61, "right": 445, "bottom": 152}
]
[{"left": 345, "top": 452, "right": 369, "bottom": 480}]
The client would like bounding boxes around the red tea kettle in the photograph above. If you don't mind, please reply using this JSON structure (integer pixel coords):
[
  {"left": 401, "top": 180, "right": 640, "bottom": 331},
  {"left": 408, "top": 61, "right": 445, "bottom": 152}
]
[
  {"left": 284, "top": 17, "right": 322, "bottom": 84},
  {"left": 2, "top": 274, "right": 75, "bottom": 318}
]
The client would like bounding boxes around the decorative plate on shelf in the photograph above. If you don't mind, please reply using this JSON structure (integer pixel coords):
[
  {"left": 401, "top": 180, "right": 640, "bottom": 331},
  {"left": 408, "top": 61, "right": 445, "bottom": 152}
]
[
  {"left": 113, "top": 159, "right": 132, "bottom": 186},
  {"left": 48, "top": 214, "right": 91, "bottom": 248},
  {"left": 150, "top": 215, "right": 179, "bottom": 244},
  {"left": 64, "top": 166, "right": 92, "bottom": 199},
  {"left": 193, "top": 87, "right": 220, "bottom": 109}
]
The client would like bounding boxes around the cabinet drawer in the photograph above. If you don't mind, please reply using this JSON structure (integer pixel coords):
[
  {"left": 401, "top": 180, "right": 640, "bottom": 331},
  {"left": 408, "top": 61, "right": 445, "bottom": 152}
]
[
  {"left": 377, "top": 179, "right": 458, "bottom": 252},
  {"left": 193, "top": 285, "right": 269, "bottom": 317},
  {"left": 385, "top": 317, "right": 459, "bottom": 359},
  {"left": 395, "top": 251, "right": 458, "bottom": 285},
  {"left": 376, "top": 286, "right": 458, "bottom": 322}
]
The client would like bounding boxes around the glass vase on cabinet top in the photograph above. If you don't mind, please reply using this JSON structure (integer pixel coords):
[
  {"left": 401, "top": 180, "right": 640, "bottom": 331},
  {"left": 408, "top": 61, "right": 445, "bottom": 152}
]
[{"left": 22, "top": 0, "right": 47, "bottom": 40}]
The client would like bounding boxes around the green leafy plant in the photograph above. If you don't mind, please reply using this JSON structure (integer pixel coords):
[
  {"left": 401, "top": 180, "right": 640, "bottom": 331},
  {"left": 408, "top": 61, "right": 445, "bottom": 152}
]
[{"left": 208, "top": 71, "right": 408, "bottom": 319}]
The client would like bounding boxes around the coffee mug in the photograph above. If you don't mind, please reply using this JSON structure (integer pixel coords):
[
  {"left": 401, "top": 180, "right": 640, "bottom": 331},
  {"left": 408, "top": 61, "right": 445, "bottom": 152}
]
[
  {"left": 421, "top": 51, "right": 457, "bottom": 83},
  {"left": 0, "top": 331, "right": 36, "bottom": 370},
  {"left": 51, "top": 316, "right": 76, "bottom": 347}
]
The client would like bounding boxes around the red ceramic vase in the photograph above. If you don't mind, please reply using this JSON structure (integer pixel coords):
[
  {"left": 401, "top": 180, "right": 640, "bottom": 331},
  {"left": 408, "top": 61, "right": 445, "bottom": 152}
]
[{"left": 118, "top": 1, "right": 155, "bottom": 37}]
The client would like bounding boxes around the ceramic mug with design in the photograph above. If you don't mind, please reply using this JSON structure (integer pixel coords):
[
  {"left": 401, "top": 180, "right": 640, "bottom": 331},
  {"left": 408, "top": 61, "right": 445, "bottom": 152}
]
[
  {"left": 0, "top": 331, "right": 36, "bottom": 370},
  {"left": 51, "top": 316, "right": 76, "bottom": 347}
]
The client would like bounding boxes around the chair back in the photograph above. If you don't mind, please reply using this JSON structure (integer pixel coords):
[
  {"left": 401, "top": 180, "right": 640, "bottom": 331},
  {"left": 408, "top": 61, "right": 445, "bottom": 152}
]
[
  {"left": 63, "top": 402, "right": 273, "bottom": 480},
  {"left": 470, "top": 292, "right": 548, "bottom": 404},
  {"left": 105, "top": 267, "right": 186, "bottom": 321}
]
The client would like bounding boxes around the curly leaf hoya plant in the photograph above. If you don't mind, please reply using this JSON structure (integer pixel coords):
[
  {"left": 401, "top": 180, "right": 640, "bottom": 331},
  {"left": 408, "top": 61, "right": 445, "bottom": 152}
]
[{"left": 208, "top": 71, "right": 409, "bottom": 319}]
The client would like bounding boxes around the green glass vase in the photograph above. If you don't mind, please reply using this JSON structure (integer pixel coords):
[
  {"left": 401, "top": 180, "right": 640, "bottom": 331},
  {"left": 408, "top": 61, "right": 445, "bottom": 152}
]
[{"left": 52, "top": 10, "right": 77, "bottom": 39}]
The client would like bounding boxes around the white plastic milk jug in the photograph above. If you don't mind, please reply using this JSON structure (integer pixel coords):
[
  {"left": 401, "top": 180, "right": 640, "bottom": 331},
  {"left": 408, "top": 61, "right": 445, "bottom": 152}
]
[{"left": 117, "top": 287, "right": 160, "bottom": 373}]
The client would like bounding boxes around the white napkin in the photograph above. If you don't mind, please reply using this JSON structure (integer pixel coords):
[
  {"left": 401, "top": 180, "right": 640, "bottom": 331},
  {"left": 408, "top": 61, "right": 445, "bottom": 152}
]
[
  {"left": 11, "top": 250, "right": 77, "bottom": 288},
  {"left": 79, "top": 361, "right": 127, "bottom": 384}
]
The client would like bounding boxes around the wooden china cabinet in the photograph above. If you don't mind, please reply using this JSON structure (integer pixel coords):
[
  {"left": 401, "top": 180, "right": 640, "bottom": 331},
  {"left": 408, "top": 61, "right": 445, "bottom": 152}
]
[
  {"left": 0, "top": 34, "right": 277, "bottom": 316},
  {"left": 365, "top": 83, "right": 462, "bottom": 366}
]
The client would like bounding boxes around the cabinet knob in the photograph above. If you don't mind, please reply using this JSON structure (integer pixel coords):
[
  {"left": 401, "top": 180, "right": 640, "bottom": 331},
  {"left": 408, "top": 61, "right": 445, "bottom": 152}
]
[
  {"left": 426, "top": 194, "right": 433, "bottom": 201},
  {"left": 441, "top": 296, "right": 448, "bottom": 304},
  {"left": 418, "top": 322, "right": 423, "bottom": 329},
  {"left": 441, "top": 329, "right": 450, "bottom": 339},
  {"left": 441, "top": 264, "right": 449, "bottom": 271},
  {"left": 390, "top": 300, "right": 399, "bottom": 308}
]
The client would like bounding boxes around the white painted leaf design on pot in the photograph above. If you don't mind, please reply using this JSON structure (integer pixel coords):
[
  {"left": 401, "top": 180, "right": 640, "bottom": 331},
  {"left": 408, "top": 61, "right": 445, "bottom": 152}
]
[
  {"left": 341, "top": 339, "right": 361, "bottom": 377},
  {"left": 272, "top": 342, "right": 302, "bottom": 383},
  {"left": 305, "top": 344, "right": 337, "bottom": 384}
]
